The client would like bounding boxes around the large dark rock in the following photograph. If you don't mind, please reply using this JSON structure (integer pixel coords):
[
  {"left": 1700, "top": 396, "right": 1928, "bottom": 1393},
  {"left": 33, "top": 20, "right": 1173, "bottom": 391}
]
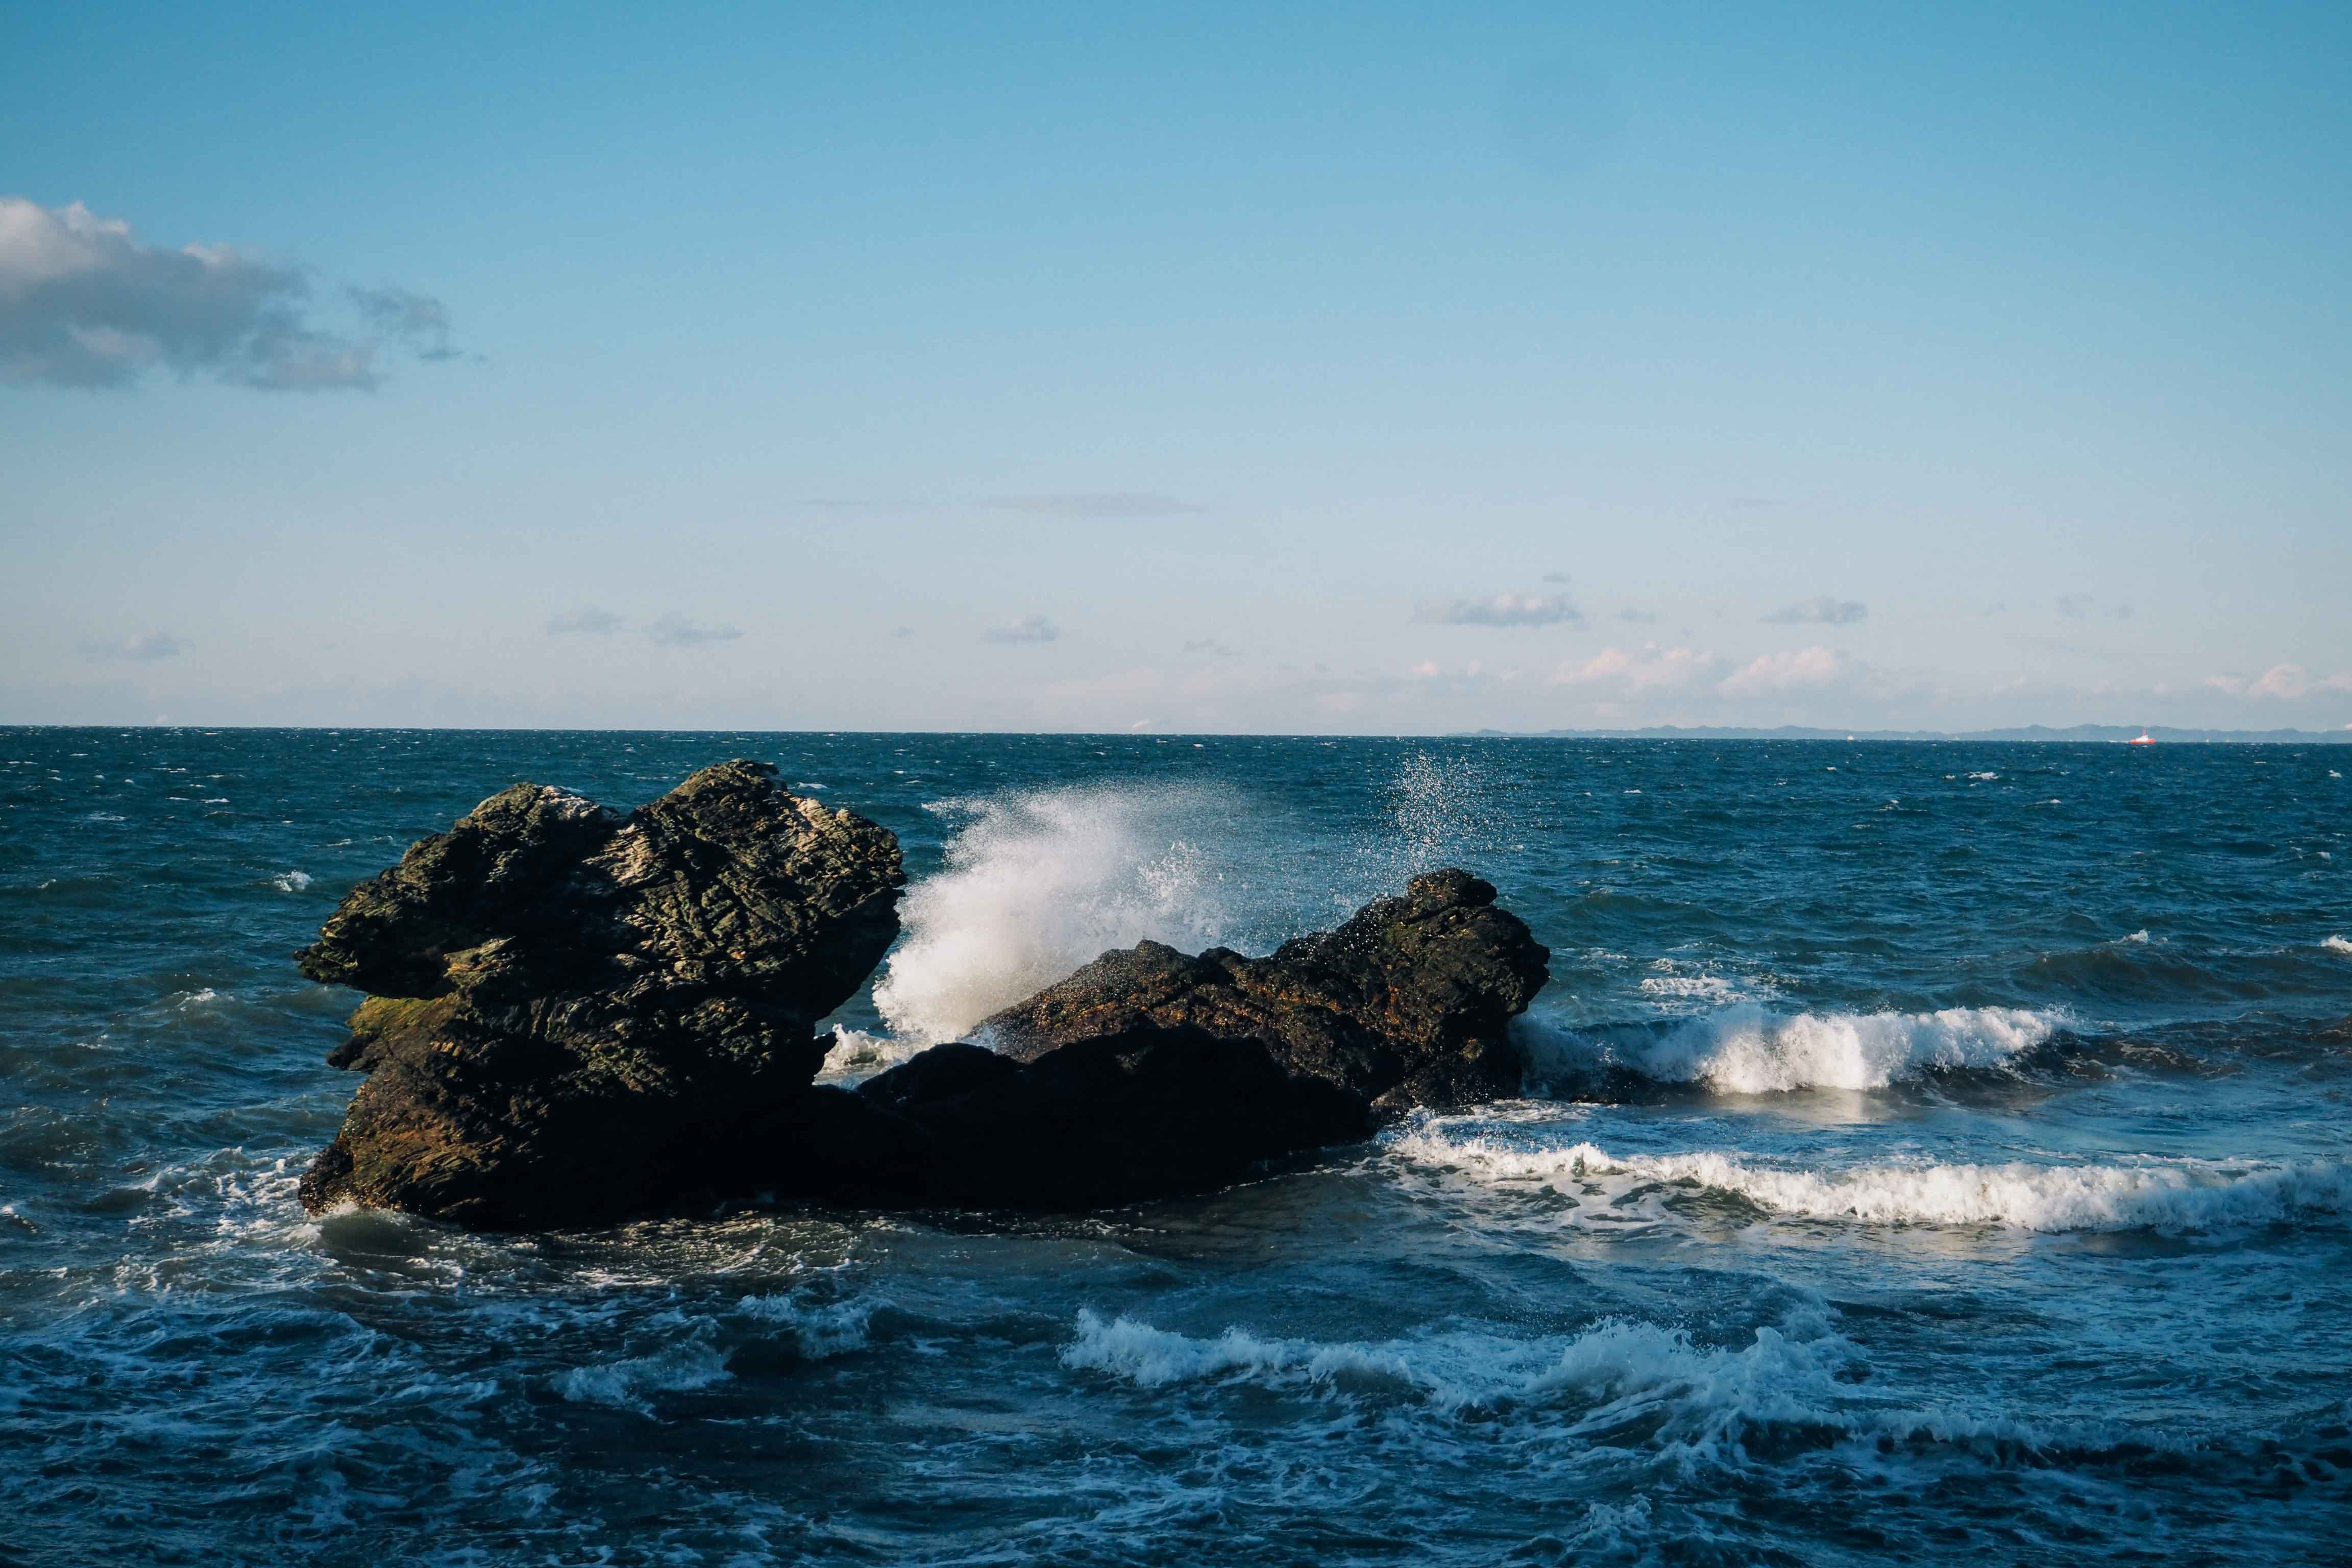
[
  {"left": 751, "top": 1025, "right": 1371, "bottom": 1210},
  {"left": 977, "top": 869, "right": 1550, "bottom": 1113},
  {"left": 296, "top": 761, "right": 905, "bottom": 1227}
]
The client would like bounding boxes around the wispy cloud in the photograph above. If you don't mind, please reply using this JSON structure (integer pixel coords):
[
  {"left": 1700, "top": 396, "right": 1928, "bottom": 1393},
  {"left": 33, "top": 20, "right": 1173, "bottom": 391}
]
[
  {"left": 0, "top": 198, "right": 453, "bottom": 391},
  {"left": 1414, "top": 594, "right": 1582, "bottom": 627},
  {"left": 1541, "top": 571, "right": 1572, "bottom": 584},
  {"left": 83, "top": 631, "right": 188, "bottom": 662},
  {"left": 1762, "top": 595, "right": 1867, "bottom": 626},
  {"left": 988, "top": 493, "right": 1204, "bottom": 519},
  {"left": 983, "top": 615, "right": 1060, "bottom": 644},
  {"left": 1616, "top": 607, "right": 1657, "bottom": 624},
  {"left": 348, "top": 284, "right": 457, "bottom": 361},
  {"left": 647, "top": 613, "right": 743, "bottom": 647},
  {"left": 547, "top": 607, "right": 624, "bottom": 635}
]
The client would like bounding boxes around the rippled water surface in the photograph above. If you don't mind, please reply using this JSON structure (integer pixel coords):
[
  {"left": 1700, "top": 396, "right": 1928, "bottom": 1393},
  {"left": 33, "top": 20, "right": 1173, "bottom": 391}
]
[{"left": 4, "top": 728, "right": 2349, "bottom": 1565}]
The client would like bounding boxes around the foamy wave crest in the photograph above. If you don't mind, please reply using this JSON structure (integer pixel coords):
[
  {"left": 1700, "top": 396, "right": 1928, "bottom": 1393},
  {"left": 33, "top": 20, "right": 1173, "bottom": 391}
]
[
  {"left": 1063, "top": 1306, "right": 2048, "bottom": 1457},
  {"left": 873, "top": 786, "right": 1245, "bottom": 1043},
  {"left": 739, "top": 1291, "right": 877, "bottom": 1358},
  {"left": 555, "top": 1338, "right": 732, "bottom": 1412},
  {"left": 2323, "top": 935, "right": 2352, "bottom": 956},
  {"left": 1395, "top": 1128, "right": 2352, "bottom": 1233},
  {"left": 1522, "top": 1002, "right": 2062, "bottom": 1093}
]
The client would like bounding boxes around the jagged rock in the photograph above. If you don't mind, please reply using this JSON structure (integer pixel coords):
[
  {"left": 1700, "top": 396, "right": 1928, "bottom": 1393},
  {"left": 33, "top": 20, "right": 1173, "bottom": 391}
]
[
  {"left": 753, "top": 1026, "right": 1370, "bottom": 1209},
  {"left": 296, "top": 761, "right": 904, "bottom": 1227},
  {"left": 977, "top": 869, "right": 1550, "bottom": 1113}
]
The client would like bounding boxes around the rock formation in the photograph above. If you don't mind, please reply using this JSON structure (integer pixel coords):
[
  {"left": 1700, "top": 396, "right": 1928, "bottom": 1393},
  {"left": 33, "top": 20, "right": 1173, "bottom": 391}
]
[
  {"left": 296, "top": 761, "right": 904, "bottom": 1227},
  {"left": 977, "top": 868, "right": 1550, "bottom": 1113},
  {"left": 297, "top": 764, "right": 1550, "bottom": 1229}
]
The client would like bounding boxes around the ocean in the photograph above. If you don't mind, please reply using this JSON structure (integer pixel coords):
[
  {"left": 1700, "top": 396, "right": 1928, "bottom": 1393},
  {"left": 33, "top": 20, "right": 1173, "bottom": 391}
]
[{"left": 4, "top": 727, "right": 2348, "bottom": 1565}]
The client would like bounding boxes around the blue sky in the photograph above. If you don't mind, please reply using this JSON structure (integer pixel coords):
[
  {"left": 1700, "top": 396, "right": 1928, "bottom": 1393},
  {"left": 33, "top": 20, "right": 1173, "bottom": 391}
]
[{"left": 5, "top": 1, "right": 2347, "bottom": 731}]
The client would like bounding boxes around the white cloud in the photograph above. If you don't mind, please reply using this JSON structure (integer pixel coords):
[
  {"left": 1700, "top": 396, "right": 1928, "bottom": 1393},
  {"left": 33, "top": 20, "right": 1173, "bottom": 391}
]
[
  {"left": 1762, "top": 595, "right": 1867, "bottom": 626},
  {"left": 2244, "top": 664, "right": 2352, "bottom": 700},
  {"left": 982, "top": 615, "right": 1060, "bottom": 644},
  {"left": 0, "top": 198, "right": 423, "bottom": 390},
  {"left": 1414, "top": 594, "right": 1582, "bottom": 627},
  {"left": 1551, "top": 643, "right": 1717, "bottom": 692},
  {"left": 1718, "top": 645, "right": 1854, "bottom": 695}
]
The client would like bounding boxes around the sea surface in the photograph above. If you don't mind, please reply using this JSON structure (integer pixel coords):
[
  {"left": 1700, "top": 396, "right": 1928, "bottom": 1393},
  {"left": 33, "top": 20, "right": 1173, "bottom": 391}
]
[{"left": 5, "top": 727, "right": 2349, "bottom": 1566}]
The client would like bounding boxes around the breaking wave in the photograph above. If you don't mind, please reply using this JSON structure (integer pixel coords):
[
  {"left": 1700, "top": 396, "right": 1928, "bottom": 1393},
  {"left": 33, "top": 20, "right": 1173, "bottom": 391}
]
[
  {"left": 1395, "top": 1127, "right": 2352, "bottom": 1233},
  {"left": 1521, "top": 1003, "right": 2064, "bottom": 1093},
  {"left": 1062, "top": 1305, "right": 2053, "bottom": 1458}
]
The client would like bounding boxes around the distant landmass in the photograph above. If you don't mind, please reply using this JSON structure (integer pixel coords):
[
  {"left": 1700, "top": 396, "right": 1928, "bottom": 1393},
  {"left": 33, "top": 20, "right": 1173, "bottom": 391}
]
[{"left": 1467, "top": 724, "right": 2352, "bottom": 744}]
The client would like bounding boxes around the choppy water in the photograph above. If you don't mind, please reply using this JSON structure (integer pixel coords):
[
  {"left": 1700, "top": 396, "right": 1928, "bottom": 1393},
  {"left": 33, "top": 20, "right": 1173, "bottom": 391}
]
[{"left": 5, "top": 728, "right": 2349, "bottom": 1565}]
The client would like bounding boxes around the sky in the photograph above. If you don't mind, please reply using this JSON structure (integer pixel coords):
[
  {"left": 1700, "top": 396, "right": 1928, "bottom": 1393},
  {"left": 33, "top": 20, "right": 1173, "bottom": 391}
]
[{"left": 4, "top": 1, "right": 2348, "bottom": 733}]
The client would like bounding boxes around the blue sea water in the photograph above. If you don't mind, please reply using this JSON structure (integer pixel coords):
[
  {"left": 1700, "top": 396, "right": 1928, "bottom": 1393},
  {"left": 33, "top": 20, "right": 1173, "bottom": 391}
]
[{"left": 3, "top": 727, "right": 2349, "bottom": 1565}]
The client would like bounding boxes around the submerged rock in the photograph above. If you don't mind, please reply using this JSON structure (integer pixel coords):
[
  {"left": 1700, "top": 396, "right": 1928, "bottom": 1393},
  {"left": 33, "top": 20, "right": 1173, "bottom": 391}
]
[
  {"left": 978, "top": 869, "right": 1550, "bottom": 1113},
  {"left": 296, "top": 761, "right": 904, "bottom": 1227}
]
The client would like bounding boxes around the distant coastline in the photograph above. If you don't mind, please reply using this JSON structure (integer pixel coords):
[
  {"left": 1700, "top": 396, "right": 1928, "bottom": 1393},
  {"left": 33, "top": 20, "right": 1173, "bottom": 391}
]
[{"left": 1464, "top": 724, "right": 2352, "bottom": 744}]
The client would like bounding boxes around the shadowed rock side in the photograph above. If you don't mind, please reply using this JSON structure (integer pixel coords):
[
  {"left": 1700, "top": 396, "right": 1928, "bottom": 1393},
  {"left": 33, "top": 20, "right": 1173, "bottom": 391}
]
[
  {"left": 977, "top": 868, "right": 1551, "bottom": 1113},
  {"left": 751, "top": 1027, "right": 1372, "bottom": 1210},
  {"left": 296, "top": 761, "right": 905, "bottom": 1228}
]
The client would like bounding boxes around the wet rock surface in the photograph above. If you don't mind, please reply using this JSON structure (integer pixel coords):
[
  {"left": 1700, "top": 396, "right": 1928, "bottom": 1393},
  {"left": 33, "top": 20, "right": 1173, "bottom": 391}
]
[
  {"left": 978, "top": 868, "right": 1551, "bottom": 1113},
  {"left": 296, "top": 761, "right": 905, "bottom": 1227}
]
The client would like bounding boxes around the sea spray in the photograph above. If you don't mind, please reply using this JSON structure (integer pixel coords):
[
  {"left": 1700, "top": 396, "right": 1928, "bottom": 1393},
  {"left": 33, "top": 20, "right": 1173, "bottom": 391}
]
[
  {"left": 873, "top": 756, "right": 1512, "bottom": 1043},
  {"left": 872, "top": 785, "right": 1248, "bottom": 1042}
]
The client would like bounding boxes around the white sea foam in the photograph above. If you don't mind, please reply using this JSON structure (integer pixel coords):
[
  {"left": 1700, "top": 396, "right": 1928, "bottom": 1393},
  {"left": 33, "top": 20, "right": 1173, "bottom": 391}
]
[
  {"left": 2323, "top": 935, "right": 2352, "bottom": 956},
  {"left": 1394, "top": 1128, "right": 2352, "bottom": 1233},
  {"left": 555, "top": 1338, "right": 732, "bottom": 1411},
  {"left": 176, "top": 988, "right": 226, "bottom": 1009},
  {"left": 818, "top": 1027, "right": 929, "bottom": 1079},
  {"left": 273, "top": 869, "right": 312, "bottom": 893},
  {"left": 1519, "top": 1003, "right": 2062, "bottom": 1094}
]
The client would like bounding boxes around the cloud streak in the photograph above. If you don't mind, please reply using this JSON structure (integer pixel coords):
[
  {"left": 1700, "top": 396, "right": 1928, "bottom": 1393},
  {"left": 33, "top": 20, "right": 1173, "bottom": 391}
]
[
  {"left": 647, "top": 614, "right": 743, "bottom": 647},
  {"left": 1415, "top": 594, "right": 1583, "bottom": 627},
  {"left": 982, "top": 615, "right": 1060, "bottom": 644},
  {"left": 988, "top": 493, "right": 1203, "bottom": 519},
  {"left": 1762, "top": 595, "right": 1867, "bottom": 626},
  {"left": 547, "top": 607, "right": 624, "bottom": 635},
  {"left": 83, "top": 632, "right": 188, "bottom": 662}
]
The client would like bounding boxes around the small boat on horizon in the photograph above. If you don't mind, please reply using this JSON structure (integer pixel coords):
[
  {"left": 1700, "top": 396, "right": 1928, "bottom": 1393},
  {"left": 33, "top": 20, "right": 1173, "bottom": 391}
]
[{"left": 2127, "top": 729, "right": 2155, "bottom": 745}]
